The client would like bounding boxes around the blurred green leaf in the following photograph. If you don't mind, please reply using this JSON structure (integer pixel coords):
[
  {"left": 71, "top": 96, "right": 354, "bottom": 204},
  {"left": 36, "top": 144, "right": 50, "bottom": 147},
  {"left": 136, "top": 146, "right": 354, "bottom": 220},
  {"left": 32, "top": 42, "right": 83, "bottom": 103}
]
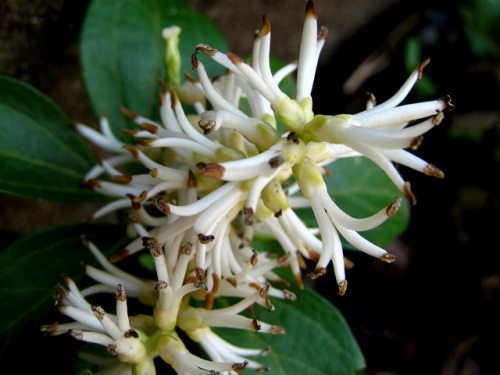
[
  {"left": 460, "top": 0, "right": 500, "bottom": 58},
  {"left": 80, "top": 0, "right": 228, "bottom": 140},
  {"left": 215, "top": 287, "right": 365, "bottom": 375},
  {"left": 0, "top": 76, "right": 101, "bottom": 202},
  {"left": 0, "top": 223, "right": 127, "bottom": 343}
]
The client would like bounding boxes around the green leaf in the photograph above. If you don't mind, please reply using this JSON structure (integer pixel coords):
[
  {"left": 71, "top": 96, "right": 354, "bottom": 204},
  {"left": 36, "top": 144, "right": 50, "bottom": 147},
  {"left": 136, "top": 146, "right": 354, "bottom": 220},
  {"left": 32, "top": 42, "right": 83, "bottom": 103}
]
[
  {"left": 214, "top": 287, "right": 365, "bottom": 375},
  {"left": 0, "top": 223, "right": 127, "bottom": 342},
  {"left": 80, "top": 0, "right": 228, "bottom": 139},
  {"left": 296, "top": 156, "right": 410, "bottom": 248},
  {"left": 0, "top": 76, "right": 101, "bottom": 202}
]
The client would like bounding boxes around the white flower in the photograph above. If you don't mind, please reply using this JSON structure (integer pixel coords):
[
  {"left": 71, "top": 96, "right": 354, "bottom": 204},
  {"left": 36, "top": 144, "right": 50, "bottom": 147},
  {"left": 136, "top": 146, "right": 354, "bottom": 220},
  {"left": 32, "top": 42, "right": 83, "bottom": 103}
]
[{"left": 47, "top": 0, "right": 454, "bottom": 373}]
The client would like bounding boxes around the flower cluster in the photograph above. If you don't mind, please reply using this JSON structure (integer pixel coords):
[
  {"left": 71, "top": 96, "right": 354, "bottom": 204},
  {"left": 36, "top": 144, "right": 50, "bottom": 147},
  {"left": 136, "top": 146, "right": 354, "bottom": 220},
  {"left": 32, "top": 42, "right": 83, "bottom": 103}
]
[{"left": 42, "top": 1, "right": 453, "bottom": 374}]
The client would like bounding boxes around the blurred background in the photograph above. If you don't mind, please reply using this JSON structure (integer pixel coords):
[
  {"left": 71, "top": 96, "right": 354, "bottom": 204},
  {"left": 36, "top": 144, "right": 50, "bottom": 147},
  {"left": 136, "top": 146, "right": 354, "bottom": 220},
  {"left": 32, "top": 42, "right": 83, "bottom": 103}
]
[{"left": 1, "top": 0, "right": 499, "bottom": 374}]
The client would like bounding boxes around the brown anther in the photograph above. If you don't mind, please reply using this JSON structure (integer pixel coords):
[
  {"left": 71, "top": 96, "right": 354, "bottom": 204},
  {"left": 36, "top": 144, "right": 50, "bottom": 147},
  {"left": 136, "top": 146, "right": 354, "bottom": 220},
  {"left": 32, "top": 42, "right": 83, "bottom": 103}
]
[
  {"left": 191, "top": 50, "right": 199, "bottom": 70},
  {"left": 180, "top": 241, "right": 193, "bottom": 255},
  {"left": 121, "top": 107, "right": 138, "bottom": 120},
  {"left": 62, "top": 271, "right": 72, "bottom": 284},
  {"left": 243, "top": 207, "right": 255, "bottom": 225},
  {"left": 124, "top": 328, "right": 139, "bottom": 338},
  {"left": 112, "top": 174, "right": 133, "bottom": 184},
  {"left": 248, "top": 282, "right": 262, "bottom": 291},
  {"left": 318, "top": 25, "right": 328, "bottom": 41},
  {"left": 198, "top": 119, "right": 216, "bottom": 135},
  {"left": 55, "top": 282, "right": 68, "bottom": 297},
  {"left": 266, "top": 299, "right": 275, "bottom": 312},
  {"left": 257, "top": 15, "right": 271, "bottom": 37},
  {"left": 69, "top": 329, "right": 84, "bottom": 340},
  {"left": 126, "top": 194, "right": 142, "bottom": 211},
  {"left": 149, "top": 168, "right": 159, "bottom": 178},
  {"left": 184, "top": 275, "right": 197, "bottom": 284},
  {"left": 142, "top": 123, "right": 158, "bottom": 134},
  {"left": 232, "top": 361, "right": 249, "bottom": 372},
  {"left": 366, "top": 92, "right": 377, "bottom": 107},
  {"left": 344, "top": 256, "right": 355, "bottom": 269},
  {"left": 154, "top": 281, "right": 168, "bottom": 290},
  {"left": 155, "top": 194, "right": 170, "bottom": 214},
  {"left": 296, "top": 251, "right": 307, "bottom": 269},
  {"left": 252, "top": 319, "right": 261, "bottom": 331},
  {"left": 195, "top": 43, "right": 218, "bottom": 56},
  {"left": 107, "top": 343, "right": 118, "bottom": 356},
  {"left": 195, "top": 280, "right": 208, "bottom": 290},
  {"left": 305, "top": 0, "right": 317, "bottom": 19},
  {"left": 271, "top": 278, "right": 291, "bottom": 287},
  {"left": 256, "top": 366, "right": 271, "bottom": 372},
  {"left": 198, "top": 233, "right": 215, "bottom": 244},
  {"left": 269, "top": 325, "right": 285, "bottom": 335},
  {"left": 386, "top": 196, "right": 402, "bottom": 218},
  {"left": 249, "top": 250, "right": 259, "bottom": 266},
  {"left": 116, "top": 284, "right": 126, "bottom": 302},
  {"left": 410, "top": 136, "right": 424, "bottom": 150},
  {"left": 432, "top": 111, "right": 444, "bottom": 126},
  {"left": 40, "top": 322, "right": 59, "bottom": 336},
  {"left": 274, "top": 209, "right": 283, "bottom": 218},
  {"left": 204, "top": 273, "right": 220, "bottom": 310},
  {"left": 441, "top": 95, "right": 455, "bottom": 111},
  {"left": 227, "top": 51, "right": 243, "bottom": 65},
  {"left": 259, "top": 283, "right": 270, "bottom": 299},
  {"left": 142, "top": 237, "right": 163, "bottom": 257},
  {"left": 294, "top": 272, "right": 304, "bottom": 289},
  {"left": 404, "top": 181, "right": 417, "bottom": 205},
  {"left": 122, "top": 145, "right": 139, "bottom": 158},
  {"left": 306, "top": 250, "right": 319, "bottom": 263},
  {"left": 170, "top": 89, "right": 179, "bottom": 107},
  {"left": 283, "top": 289, "right": 297, "bottom": 301},
  {"left": 380, "top": 253, "right": 396, "bottom": 263},
  {"left": 338, "top": 280, "right": 348, "bottom": 296},
  {"left": 195, "top": 267, "right": 208, "bottom": 290},
  {"left": 109, "top": 248, "right": 129, "bottom": 263},
  {"left": 198, "top": 162, "right": 225, "bottom": 179},
  {"left": 277, "top": 255, "right": 290, "bottom": 267},
  {"left": 137, "top": 190, "right": 148, "bottom": 202},
  {"left": 225, "top": 276, "right": 237, "bottom": 287},
  {"left": 158, "top": 78, "right": 168, "bottom": 94},
  {"left": 424, "top": 163, "right": 445, "bottom": 178},
  {"left": 269, "top": 156, "right": 285, "bottom": 169},
  {"left": 83, "top": 179, "right": 101, "bottom": 189},
  {"left": 308, "top": 267, "right": 327, "bottom": 279},
  {"left": 92, "top": 305, "right": 105, "bottom": 320},
  {"left": 417, "top": 58, "right": 431, "bottom": 79},
  {"left": 211, "top": 273, "right": 220, "bottom": 295},
  {"left": 184, "top": 71, "right": 199, "bottom": 84},
  {"left": 121, "top": 128, "right": 139, "bottom": 136},
  {"left": 187, "top": 169, "right": 198, "bottom": 189},
  {"left": 134, "top": 138, "right": 155, "bottom": 147}
]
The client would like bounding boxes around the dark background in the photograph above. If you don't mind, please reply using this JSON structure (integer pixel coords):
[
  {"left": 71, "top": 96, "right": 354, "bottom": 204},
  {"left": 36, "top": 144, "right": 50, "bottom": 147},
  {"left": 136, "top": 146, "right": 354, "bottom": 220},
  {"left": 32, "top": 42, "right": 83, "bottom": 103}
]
[{"left": 1, "top": 0, "right": 499, "bottom": 374}]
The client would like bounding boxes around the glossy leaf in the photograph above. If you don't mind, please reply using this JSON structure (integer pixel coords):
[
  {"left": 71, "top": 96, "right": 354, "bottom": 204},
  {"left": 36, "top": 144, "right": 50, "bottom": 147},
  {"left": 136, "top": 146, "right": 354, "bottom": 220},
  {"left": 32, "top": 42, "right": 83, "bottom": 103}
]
[
  {"left": 80, "top": 0, "right": 228, "bottom": 139},
  {"left": 215, "top": 287, "right": 365, "bottom": 375},
  {"left": 0, "top": 76, "right": 101, "bottom": 202}
]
